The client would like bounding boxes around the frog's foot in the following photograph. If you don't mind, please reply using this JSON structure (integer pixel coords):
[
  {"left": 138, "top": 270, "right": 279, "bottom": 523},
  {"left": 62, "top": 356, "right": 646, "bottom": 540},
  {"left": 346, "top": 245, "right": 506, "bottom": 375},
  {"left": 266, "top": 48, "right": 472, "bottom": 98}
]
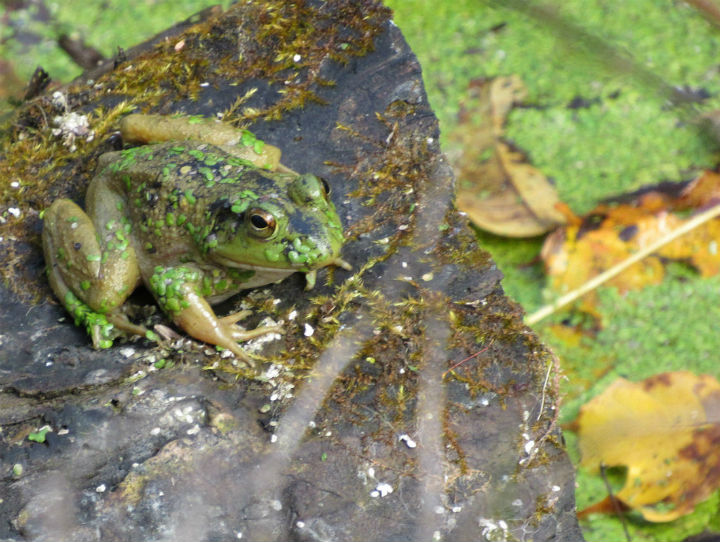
[
  {"left": 218, "top": 312, "right": 283, "bottom": 353},
  {"left": 159, "top": 279, "right": 281, "bottom": 366},
  {"left": 106, "top": 313, "right": 150, "bottom": 339},
  {"left": 207, "top": 315, "right": 283, "bottom": 361}
]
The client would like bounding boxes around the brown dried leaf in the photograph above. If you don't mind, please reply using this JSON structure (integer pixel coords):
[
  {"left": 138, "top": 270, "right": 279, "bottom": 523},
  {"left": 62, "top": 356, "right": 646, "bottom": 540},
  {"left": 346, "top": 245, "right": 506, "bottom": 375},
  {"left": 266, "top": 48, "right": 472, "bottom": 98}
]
[{"left": 452, "top": 76, "right": 566, "bottom": 237}]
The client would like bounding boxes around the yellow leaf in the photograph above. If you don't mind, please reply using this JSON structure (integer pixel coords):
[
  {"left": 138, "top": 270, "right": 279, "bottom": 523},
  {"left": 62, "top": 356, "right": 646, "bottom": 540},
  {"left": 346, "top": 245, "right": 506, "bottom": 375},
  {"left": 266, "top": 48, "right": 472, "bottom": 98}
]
[
  {"left": 576, "top": 371, "right": 720, "bottom": 521},
  {"left": 542, "top": 171, "right": 720, "bottom": 310}
]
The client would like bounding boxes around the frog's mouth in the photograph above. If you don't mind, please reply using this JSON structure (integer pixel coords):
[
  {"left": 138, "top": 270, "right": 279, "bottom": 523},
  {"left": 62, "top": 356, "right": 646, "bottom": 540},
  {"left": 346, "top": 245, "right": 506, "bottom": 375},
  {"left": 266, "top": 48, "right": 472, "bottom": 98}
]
[
  {"left": 209, "top": 253, "right": 351, "bottom": 290},
  {"left": 208, "top": 254, "right": 351, "bottom": 273}
]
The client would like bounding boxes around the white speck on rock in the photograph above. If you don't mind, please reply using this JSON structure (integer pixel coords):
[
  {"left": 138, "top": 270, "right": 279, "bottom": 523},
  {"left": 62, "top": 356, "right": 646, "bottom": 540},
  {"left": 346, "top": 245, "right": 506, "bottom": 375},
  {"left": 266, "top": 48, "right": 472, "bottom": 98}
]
[
  {"left": 398, "top": 434, "right": 417, "bottom": 448},
  {"left": 186, "top": 424, "right": 200, "bottom": 435},
  {"left": 371, "top": 482, "right": 393, "bottom": 497},
  {"left": 304, "top": 323, "right": 314, "bottom": 337}
]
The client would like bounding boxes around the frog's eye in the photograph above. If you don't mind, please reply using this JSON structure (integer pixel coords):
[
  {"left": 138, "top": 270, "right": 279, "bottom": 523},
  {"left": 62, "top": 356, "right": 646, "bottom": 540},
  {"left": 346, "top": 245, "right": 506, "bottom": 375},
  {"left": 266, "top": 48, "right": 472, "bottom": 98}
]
[
  {"left": 320, "top": 177, "right": 331, "bottom": 198},
  {"left": 246, "top": 208, "right": 277, "bottom": 239}
]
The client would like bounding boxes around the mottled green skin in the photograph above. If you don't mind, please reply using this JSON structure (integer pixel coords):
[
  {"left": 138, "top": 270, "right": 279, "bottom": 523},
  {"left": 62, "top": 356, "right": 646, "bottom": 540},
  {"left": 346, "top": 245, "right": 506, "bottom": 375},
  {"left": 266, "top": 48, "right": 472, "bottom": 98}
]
[
  {"left": 42, "top": 126, "right": 346, "bottom": 360},
  {"left": 100, "top": 142, "right": 344, "bottom": 294}
]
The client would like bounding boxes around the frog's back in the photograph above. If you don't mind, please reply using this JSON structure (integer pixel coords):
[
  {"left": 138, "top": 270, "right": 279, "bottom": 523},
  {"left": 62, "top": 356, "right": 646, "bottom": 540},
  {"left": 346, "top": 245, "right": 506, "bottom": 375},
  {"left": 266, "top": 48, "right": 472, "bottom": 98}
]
[{"left": 92, "top": 141, "right": 300, "bottom": 262}]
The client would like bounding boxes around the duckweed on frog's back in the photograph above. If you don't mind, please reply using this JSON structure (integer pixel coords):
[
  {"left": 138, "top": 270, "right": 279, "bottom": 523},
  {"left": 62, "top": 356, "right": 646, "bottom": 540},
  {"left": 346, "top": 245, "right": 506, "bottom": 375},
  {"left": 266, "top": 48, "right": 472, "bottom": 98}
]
[{"left": 42, "top": 114, "right": 350, "bottom": 364}]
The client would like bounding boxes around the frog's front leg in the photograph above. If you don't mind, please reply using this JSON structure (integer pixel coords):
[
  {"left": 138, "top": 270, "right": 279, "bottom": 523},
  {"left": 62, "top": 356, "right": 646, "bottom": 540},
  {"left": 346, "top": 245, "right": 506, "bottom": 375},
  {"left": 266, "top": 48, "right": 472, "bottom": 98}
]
[
  {"left": 148, "top": 266, "right": 281, "bottom": 364},
  {"left": 42, "top": 199, "right": 143, "bottom": 347}
]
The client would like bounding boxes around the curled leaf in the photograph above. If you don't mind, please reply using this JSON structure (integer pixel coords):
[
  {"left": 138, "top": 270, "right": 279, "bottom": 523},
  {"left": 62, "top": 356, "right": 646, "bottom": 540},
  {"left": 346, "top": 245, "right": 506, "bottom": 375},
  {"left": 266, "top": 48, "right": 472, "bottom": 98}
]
[{"left": 452, "top": 76, "right": 566, "bottom": 237}]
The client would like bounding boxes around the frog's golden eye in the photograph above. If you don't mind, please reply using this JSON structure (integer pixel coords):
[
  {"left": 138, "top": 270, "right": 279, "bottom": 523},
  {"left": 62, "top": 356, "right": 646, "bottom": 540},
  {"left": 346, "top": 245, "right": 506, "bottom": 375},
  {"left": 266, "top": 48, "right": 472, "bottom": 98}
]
[{"left": 247, "top": 208, "right": 277, "bottom": 239}]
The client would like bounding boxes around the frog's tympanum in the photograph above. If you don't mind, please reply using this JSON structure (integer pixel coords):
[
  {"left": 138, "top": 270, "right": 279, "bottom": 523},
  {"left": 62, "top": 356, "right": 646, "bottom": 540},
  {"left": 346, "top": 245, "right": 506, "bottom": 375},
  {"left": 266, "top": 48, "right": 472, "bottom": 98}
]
[{"left": 42, "top": 114, "right": 350, "bottom": 364}]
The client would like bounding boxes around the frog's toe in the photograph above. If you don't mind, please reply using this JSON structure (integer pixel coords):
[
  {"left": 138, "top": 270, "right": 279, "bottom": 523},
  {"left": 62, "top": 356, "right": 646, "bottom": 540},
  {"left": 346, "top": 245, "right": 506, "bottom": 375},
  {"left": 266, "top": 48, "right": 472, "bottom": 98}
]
[
  {"left": 219, "top": 310, "right": 253, "bottom": 325},
  {"left": 106, "top": 312, "right": 149, "bottom": 338},
  {"left": 227, "top": 323, "right": 283, "bottom": 342},
  {"left": 225, "top": 342, "right": 253, "bottom": 364}
]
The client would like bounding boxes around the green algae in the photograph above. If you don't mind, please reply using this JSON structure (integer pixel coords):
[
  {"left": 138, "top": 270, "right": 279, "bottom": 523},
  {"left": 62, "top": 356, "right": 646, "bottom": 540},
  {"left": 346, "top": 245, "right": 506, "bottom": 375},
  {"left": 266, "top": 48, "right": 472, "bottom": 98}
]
[{"left": 1, "top": 0, "right": 233, "bottom": 84}]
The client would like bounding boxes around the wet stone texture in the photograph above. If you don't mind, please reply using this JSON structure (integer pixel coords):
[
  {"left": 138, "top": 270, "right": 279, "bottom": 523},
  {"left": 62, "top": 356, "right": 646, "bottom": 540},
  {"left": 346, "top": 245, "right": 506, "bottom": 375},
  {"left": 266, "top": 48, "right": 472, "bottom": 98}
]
[{"left": 0, "top": 1, "right": 583, "bottom": 541}]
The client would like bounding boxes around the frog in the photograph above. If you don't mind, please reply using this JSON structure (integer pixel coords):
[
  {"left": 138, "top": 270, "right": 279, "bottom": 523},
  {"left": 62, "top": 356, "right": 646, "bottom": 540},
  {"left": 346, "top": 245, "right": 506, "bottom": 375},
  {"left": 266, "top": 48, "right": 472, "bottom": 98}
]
[{"left": 42, "top": 113, "right": 350, "bottom": 365}]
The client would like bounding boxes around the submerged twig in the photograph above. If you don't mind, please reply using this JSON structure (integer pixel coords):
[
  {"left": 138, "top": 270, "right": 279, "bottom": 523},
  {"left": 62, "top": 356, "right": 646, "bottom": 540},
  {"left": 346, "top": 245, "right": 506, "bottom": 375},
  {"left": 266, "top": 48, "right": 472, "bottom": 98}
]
[{"left": 600, "top": 463, "right": 632, "bottom": 542}]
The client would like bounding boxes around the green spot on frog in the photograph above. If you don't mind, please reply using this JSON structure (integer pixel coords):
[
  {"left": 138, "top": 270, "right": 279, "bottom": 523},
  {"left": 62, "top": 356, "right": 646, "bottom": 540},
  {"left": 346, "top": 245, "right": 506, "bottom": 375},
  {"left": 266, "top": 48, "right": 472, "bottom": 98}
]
[
  {"left": 228, "top": 268, "right": 255, "bottom": 282},
  {"left": 264, "top": 246, "right": 283, "bottom": 262},
  {"left": 199, "top": 167, "right": 214, "bottom": 181}
]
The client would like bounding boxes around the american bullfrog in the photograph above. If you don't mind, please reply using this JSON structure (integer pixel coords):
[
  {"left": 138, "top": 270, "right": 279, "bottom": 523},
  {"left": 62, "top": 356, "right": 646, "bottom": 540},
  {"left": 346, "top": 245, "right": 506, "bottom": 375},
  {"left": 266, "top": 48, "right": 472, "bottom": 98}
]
[{"left": 42, "top": 114, "right": 350, "bottom": 364}]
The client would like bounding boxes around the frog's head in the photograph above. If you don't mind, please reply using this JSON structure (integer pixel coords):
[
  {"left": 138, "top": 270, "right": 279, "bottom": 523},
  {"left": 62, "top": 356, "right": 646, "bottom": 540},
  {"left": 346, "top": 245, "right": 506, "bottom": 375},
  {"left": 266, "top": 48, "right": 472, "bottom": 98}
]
[{"left": 207, "top": 173, "right": 350, "bottom": 287}]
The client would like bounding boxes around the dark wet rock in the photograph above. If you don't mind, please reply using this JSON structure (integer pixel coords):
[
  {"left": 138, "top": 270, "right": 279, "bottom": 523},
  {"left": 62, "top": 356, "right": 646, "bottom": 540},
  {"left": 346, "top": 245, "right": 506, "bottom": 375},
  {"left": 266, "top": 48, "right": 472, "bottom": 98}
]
[{"left": 0, "top": 2, "right": 583, "bottom": 541}]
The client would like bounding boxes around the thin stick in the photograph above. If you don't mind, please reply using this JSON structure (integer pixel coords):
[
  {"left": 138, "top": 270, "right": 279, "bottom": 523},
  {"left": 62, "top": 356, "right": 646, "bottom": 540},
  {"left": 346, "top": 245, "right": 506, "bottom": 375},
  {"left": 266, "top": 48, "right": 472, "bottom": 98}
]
[
  {"left": 442, "top": 341, "right": 493, "bottom": 379},
  {"left": 526, "top": 202, "right": 720, "bottom": 326},
  {"left": 600, "top": 463, "right": 632, "bottom": 542}
]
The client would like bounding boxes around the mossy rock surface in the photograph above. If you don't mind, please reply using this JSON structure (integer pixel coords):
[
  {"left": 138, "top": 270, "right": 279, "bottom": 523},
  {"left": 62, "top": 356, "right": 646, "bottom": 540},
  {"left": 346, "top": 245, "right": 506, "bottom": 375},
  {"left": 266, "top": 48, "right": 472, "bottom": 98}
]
[{"left": 0, "top": 2, "right": 581, "bottom": 540}]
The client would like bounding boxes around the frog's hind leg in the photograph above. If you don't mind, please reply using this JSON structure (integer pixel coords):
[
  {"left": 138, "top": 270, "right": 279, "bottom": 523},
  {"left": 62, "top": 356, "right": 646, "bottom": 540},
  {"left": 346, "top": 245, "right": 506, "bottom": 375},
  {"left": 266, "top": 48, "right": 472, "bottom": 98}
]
[
  {"left": 42, "top": 199, "right": 142, "bottom": 347},
  {"left": 119, "top": 113, "right": 286, "bottom": 171}
]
